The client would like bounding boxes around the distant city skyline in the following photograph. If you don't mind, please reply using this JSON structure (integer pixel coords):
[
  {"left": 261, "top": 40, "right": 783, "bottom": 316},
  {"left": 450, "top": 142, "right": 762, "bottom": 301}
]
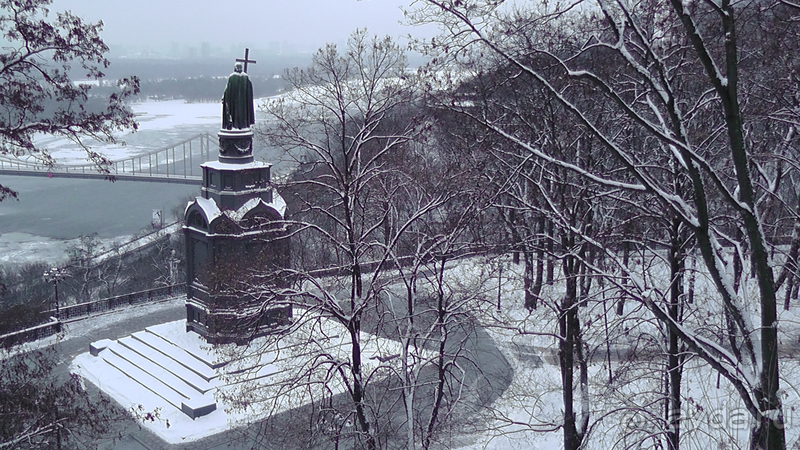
[
  {"left": 111, "top": 39, "right": 320, "bottom": 59},
  {"left": 50, "top": 0, "right": 437, "bottom": 57}
]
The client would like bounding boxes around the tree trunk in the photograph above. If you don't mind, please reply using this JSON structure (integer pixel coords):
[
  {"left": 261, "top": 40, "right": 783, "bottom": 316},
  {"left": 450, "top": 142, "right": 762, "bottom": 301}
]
[
  {"left": 353, "top": 262, "right": 362, "bottom": 298},
  {"left": 616, "top": 241, "right": 630, "bottom": 315},
  {"left": 524, "top": 249, "right": 537, "bottom": 309},
  {"left": 546, "top": 219, "right": 555, "bottom": 284},
  {"left": 559, "top": 239, "right": 584, "bottom": 450},
  {"left": 703, "top": 3, "right": 784, "bottom": 446},
  {"left": 529, "top": 215, "right": 547, "bottom": 309},
  {"left": 510, "top": 208, "right": 521, "bottom": 265},
  {"left": 687, "top": 253, "right": 696, "bottom": 305},
  {"left": 347, "top": 320, "right": 376, "bottom": 450},
  {"left": 424, "top": 257, "right": 448, "bottom": 450},
  {"left": 666, "top": 218, "right": 685, "bottom": 450},
  {"left": 403, "top": 280, "right": 415, "bottom": 450},
  {"left": 578, "top": 244, "right": 592, "bottom": 308},
  {"left": 778, "top": 201, "right": 800, "bottom": 310}
]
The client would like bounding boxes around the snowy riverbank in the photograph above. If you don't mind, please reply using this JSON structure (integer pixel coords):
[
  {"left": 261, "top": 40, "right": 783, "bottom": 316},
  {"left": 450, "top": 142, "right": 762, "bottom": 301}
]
[{"left": 0, "top": 232, "right": 136, "bottom": 268}]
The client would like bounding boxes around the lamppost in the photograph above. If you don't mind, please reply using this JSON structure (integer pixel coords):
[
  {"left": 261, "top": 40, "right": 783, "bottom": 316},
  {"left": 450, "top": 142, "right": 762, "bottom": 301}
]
[
  {"left": 168, "top": 249, "right": 179, "bottom": 285},
  {"left": 44, "top": 267, "right": 68, "bottom": 323},
  {"left": 42, "top": 267, "right": 67, "bottom": 450}
]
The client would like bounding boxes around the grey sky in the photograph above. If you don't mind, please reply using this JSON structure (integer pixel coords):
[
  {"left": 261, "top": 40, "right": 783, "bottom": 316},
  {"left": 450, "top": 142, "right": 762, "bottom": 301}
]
[{"left": 50, "top": 0, "right": 436, "bottom": 53}]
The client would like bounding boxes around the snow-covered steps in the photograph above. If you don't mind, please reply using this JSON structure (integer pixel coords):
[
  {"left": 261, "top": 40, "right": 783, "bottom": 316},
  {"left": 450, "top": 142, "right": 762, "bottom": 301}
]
[
  {"left": 88, "top": 328, "right": 219, "bottom": 419},
  {"left": 145, "top": 322, "right": 229, "bottom": 370},
  {"left": 73, "top": 316, "right": 440, "bottom": 445},
  {"left": 130, "top": 330, "right": 218, "bottom": 382},
  {"left": 101, "top": 347, "right": 189, "bottom": 409},
  {"left": 117, "top": 336, "right": 214, "bottom": 393}
]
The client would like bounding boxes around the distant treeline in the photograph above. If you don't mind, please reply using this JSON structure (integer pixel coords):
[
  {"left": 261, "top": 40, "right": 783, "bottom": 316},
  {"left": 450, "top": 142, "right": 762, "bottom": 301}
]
[
  {"left": 91, "top": 75, "right": 288, "bottom": 103},
  {"left": 97, "top": 56, "right": 312, "bottom": 81},
  {"left": 83, "top": 56, "right": 301, "bottom": 102},
  {"left": 138, "top": 75, "right": 288, "bottom": 102}
]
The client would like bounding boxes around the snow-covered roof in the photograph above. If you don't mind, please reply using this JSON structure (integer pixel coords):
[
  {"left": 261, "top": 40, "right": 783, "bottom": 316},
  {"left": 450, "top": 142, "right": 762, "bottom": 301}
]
[
  {"left": 271, "top": 188, "right": 287, "bottom": 216},
  {"left": 184, "top": 189, "right": 286, "bottom": 235},
  {"left": 190, "top": 196, "right": 223, "bottom": 223},
  {"left": 228, "top": 197, "right": 263, "bottom": 222}
]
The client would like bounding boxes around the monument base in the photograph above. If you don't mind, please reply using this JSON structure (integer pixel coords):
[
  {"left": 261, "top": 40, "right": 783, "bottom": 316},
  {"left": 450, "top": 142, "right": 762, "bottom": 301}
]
[
  {"left": 72, "top": 316, "right": 434, "bottom": 444},
  {"left": 185, "top": 297, "right": 292, "bottom": 345}
]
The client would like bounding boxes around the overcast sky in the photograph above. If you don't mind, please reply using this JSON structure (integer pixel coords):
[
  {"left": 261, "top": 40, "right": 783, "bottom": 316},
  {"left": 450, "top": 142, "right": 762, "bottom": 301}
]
[{"left": 50, "top": 0, "right": 436, "bottom": 54}]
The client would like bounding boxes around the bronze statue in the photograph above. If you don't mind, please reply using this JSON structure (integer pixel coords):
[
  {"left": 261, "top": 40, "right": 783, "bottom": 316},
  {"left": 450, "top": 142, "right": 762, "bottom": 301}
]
[{"left": 222, "top": 62, "right": 254, "bottom": 130}]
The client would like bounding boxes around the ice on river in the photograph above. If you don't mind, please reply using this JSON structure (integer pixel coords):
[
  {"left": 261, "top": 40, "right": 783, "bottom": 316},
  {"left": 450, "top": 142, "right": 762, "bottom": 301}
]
[{"left": 32, "top": 100, "right": 225, "bottom": 165}]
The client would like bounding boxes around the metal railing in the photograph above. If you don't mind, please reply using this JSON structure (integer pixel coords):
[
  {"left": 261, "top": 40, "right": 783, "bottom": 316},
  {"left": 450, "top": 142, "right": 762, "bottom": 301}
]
[
  {"left": 0, "top": 134, "right": 217, "bottom": 184},
  {"left": 0, "top": 318, "right": 61, "bottom": 349},
  {"left": 53, "top": 283, "right": 186, "bottom": 321},
  {"left": 0, "top": 283, "right": 186, "bottom": 349}
]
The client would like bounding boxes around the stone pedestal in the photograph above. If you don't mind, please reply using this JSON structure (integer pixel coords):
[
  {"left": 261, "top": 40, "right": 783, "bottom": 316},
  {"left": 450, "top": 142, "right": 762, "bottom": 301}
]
[
  {"left": 218, "top": 128, "right": 254, "bottom": 163},
  {"left": 183, "top": 128, "right": 291, "bottom": 345}
]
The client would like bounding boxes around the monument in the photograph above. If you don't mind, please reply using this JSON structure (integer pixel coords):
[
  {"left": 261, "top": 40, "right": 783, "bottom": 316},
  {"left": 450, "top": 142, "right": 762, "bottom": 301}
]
[
  {"left": 72, "top": 55, "right": 430, "bottom": 430},
  {"left": 76, "top": 51, "right": 294, "bottom": 424},
  {"left": 183, "top": 50, "right": 291, "bottom": 344}
]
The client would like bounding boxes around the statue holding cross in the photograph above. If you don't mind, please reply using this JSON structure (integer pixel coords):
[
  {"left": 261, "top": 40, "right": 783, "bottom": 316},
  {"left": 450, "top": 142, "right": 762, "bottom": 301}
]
[{"left": 222, "top": 49, "right": 257, "bottom": 130}]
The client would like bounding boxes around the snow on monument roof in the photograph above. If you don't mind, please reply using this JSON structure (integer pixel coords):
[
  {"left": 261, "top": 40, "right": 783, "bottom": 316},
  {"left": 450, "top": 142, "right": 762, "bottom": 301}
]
[
  {"left": 192, "top": 196, "right": 222, "bottom": 223},
  {"left": 200, "top": 160, "right": 271, "bottom": 170}
]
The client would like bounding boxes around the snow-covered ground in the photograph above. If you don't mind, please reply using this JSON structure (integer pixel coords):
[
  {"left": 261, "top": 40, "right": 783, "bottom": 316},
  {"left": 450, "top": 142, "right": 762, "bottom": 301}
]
[
  {"left": 0, "top": 232, "right": 79, "bottom": 267},
  {"left": 0, "top": 225, "right": 177, "bottom": 268},
  {"left": 31, "top": 97, "right": 279, "bottom": 165},
  {"left": 8, "top": 97, "right": 800, "bottom": 448},
  {"left": 440, "top": 255, "right": 800, "bottom": 450},
  {"left": 0, "top": 97, "right": 289, "bottom": 265},
  {"left": 0, "top": 232, "right": 139, "bottom": 268},
  {"left": 31, "top": 100, "right": 223, "bottom": 165},
  {"left": 7, "top": 251, "right": 800, "bottom": 449},
  {"left": 2, "top": 99, "right": 243, "bottom": 265}
]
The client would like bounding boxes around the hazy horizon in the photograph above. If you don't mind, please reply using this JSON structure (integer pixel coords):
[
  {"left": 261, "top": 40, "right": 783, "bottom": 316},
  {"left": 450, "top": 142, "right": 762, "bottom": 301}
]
[{"left": 50, "top": 0, "right": 437, "bottom": 58}]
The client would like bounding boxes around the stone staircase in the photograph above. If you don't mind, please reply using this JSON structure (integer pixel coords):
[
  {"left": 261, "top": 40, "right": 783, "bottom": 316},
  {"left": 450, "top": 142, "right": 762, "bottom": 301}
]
[
  {"left": 74, "top": 316, "right": 432, "bottom": 444},
  {"left": 89, "top": 324, "right": 223, "bottom": 419}
]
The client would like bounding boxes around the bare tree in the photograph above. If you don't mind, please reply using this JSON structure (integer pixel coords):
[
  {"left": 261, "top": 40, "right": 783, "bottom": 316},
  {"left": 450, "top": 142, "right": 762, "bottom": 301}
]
[
  {"left": 409, "top": 0, "right": 799, "bottom": 448},
  {"left": 0, "top": 0, "right": 139, "bottom": 201},
  {"left": 0, "top": 345, "right": 125, "bottom": 449},
  {"left": 250, "top": 30, "right": 421, "bottom": 450}
]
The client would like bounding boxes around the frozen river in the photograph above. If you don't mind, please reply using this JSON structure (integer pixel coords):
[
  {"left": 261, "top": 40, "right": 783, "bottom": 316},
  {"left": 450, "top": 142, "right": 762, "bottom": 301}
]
[
  {"left": 0, "top": 176, "right": 199, "bottom": 239},
  {"left": 0, "top": 99, "right": 289, "bottom": 266},
  {"left": 0, "top": 175, "right": 199, "bottom": 266}
]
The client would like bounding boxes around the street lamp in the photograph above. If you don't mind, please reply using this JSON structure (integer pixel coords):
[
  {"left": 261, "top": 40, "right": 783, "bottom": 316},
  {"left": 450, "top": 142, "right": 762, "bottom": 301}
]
[
  {"left": 44, "top": 267, "right": 68, "bottom": 322},
  {"left": 168, "top": 249, "right": 179, "bottom": 285},
  {"left": 39, "top": 268, "right": 68, "bottom": 450}
]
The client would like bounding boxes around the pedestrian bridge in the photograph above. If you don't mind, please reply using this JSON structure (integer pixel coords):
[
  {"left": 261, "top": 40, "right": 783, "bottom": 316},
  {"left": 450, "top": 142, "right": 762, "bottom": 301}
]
[{"left": 0, "top": 134, "right": 217, "bottom": 185}]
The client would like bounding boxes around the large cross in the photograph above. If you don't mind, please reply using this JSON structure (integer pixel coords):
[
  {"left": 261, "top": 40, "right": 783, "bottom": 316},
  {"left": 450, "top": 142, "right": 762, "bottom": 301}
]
[{"left": 236, "top": 48, "right": 257, "bottom": 73}]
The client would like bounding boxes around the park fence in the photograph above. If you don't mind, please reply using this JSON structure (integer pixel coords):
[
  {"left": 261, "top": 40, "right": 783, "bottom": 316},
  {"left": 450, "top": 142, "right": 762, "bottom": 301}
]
[
  {"left": 0, "top": 318, "right": 62, "bottom": 349},
  {"left": 2, "top": 249, "right": 484, "bottom": 350},
  {"left": 54, "top": 283, "right": 186, "bottom": 321},
  {"left": 0, "top": 283, "right": 186, "bottom": 349}
]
